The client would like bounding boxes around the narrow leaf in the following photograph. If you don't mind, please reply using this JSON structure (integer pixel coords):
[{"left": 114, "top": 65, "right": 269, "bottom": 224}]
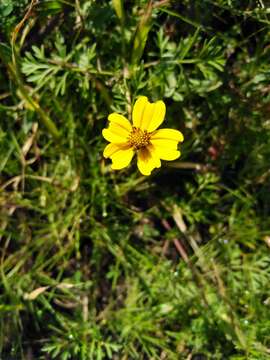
[
  {"left": 131, "top": 1, "right": 153, "bottom": 66},
  {"left": 112, "top": 0, "right": 125, "bottom": 24}
]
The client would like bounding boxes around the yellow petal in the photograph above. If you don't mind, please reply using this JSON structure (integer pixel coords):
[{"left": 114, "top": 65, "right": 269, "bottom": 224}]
[
  {"left": 102, "top": 127, "right": 128, "bottom": 143},
  {"left": 150, "top": 138, "right": 178, "bottom": 150},
  {"left": 141, "top": 100, "right": 166, "bottom": 132},
  {"left": 111, "top": 148, "right": 134, "bottom": 170},
  {"left": 103, "top": 143, "right": 118, "bottom": 158},
  {"left": 150, "top": 128, "right": 184, "bottom": 142},
  {"left": 137, "top": 145, "right": 161, "bottom": 176},
  {"left": 150, "top": 129, "right": 183, "bottom": 159},
  {"left": 141, "top": 102, "right": 155, "bottom": 130},
  {"left": 154, "top": 147, "right": 181, "bottom": 161},
  {"left": 132, "top": 96, "right": 148, "bottom": 128},
  {"left": 103, "top": 143, "right": 131, "bottom": 158},
  {"left": 108, "top": 113, "right": 132, "bottom": 133}
]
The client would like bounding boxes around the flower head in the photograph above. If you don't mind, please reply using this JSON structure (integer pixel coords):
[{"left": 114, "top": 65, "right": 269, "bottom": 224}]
[{"left": 102, "top": 96, "right": 184, "bottom": 176}]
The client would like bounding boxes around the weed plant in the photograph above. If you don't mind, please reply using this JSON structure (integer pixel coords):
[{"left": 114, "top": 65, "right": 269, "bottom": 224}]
[{"left": 0, "top": 0, "right": 270, "bottom": 359}]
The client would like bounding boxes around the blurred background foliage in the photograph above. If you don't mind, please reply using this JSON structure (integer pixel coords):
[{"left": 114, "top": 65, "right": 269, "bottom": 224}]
[{"left": 0, "top": 0, "right": 270, "bottom": 359}]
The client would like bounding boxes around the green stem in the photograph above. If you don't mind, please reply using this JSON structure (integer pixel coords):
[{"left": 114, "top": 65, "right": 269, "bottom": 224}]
[{"left": 8, "top": 60, "right": 60, "bottom": 139}]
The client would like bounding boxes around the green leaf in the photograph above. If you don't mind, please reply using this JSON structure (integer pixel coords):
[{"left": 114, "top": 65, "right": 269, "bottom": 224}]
[
  {"left": 131, "top": 2, "right": 153, "bottom": 67},
  {"left": 112, "top": 0, "right": 124, "bottom": 24},
  {"left": 0, "top": 1, "right": 13, "bottom": 17},
  {"left": 0, "top": 42, "right": 12, "bottom": 64}
]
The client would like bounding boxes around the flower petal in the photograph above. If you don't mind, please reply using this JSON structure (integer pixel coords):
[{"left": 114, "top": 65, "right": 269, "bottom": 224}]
[
  {"left": 141, "top": 100, "right": 166, "bottom": 132},
  {"left": 102, "top": 127, "right": 128, "bottom": 143},
  {"left": 137, "top": 145, "right": 161, "bottom": 176},
  {"left": 150, "top": 138, "right": 178, "bottom": 150},
  {"left": 154, "top": 147, "right": 181, "bottom": 161},
  {"left": 132, "top": 96, "right": 148, "bottom": 128},
  {"left": 150, "top": 128, "right": 184, "bottom": 142},
  {"left": 103, "top": 143, "right": 131, "bottom": 158},
  {"left": 111, "top": 148, "right": 134, "bottom": 170},
  {"left": 132, "top": 97, "right": 166, "bottom": 132},
  {"left": 103, "top": 143, "right": 119, "bottom": 158},
  {"left": 141, "top": 102, "right": 155, "bottom": 130},
  {"left": 108, "top": 113, "right": 132, "bottom": 133},
  {"left": 150, "top": 129, "right": 183, "bottom": 160}
]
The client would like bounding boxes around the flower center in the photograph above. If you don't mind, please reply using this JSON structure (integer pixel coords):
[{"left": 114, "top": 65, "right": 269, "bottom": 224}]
[{"left": 128, "top": 127, "right": 150, "bottom": 150}]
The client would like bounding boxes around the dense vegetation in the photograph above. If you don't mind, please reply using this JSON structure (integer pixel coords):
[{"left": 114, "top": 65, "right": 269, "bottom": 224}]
[{"left": 0, "top": 0, "right": 270, "bottom": 359}]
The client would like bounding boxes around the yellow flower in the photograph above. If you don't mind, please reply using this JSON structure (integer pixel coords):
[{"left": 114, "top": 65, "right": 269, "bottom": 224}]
[{"left": 102, "top": 96, "right": 184, "bottom": 176}]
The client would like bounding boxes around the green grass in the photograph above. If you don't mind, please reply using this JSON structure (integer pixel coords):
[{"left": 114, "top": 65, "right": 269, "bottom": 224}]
[{"left": 0, "top": 0, "right": 270, "bottom": 359}]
